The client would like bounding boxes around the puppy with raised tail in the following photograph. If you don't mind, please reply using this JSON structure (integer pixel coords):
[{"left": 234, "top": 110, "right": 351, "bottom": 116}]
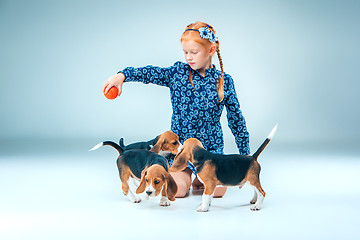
[
  {"left": 170, "top": 125, "right": 278, "bottom": 212},
  {"left": 90, "top": 131, "right": 181, "bottom": 206}
]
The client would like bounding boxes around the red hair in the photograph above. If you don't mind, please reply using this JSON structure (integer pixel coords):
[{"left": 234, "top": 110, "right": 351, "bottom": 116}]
[{"left": 181, "top": 22, "right": 224, "bottom": 102}]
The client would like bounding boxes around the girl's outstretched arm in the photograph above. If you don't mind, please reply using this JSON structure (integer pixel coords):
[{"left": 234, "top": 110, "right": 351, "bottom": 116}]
[
  {"left": 103, "top": 62, "right": 183, "bottom": 96},
  {"left": 118, "top": 62, "right": 184, "bottom": 87}
]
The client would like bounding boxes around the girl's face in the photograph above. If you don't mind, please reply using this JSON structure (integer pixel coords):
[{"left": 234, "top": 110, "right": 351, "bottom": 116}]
[{"left": 182, "top": 40, "right": 215, "bottom": 75}]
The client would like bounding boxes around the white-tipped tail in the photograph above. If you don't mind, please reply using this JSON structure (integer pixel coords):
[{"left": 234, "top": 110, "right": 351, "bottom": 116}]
[
  {"left": 267, "top": 124, "right": 278, "bottom": 140},
  {"left": 89, "top": 142, "right": 104, "bottom": 151}
]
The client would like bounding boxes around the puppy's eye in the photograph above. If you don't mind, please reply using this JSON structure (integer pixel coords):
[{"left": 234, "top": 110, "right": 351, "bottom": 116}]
[
  {"left": 172, "top": 141, "right": 178, "bottom": 145},
  {"left": 146, "top": 179, "right": 149, "bottom": 182},
  {"left": 154, "top": 180, "right": 160, "bottom": 184}
]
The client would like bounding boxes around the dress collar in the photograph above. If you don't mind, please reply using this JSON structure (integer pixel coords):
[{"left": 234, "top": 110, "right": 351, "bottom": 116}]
[{"left": 186, "top": 63, "right": 220, "bottom": 78}]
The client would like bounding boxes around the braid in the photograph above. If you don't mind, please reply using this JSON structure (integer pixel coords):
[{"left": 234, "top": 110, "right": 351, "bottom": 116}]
[
  {"left": 216, "top": 46, "right": 225, "bottom": 102},
  {"left": 189, "top": 70, "right": 194, "bottom": 89}
]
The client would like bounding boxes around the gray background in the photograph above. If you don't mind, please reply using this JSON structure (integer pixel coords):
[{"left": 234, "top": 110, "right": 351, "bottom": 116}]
[
  {"left": 1, "top": 1, "right": 360, "bottom": 239},
  {"left": 1, "top": 0, "right": 359, "bottom": 151}
]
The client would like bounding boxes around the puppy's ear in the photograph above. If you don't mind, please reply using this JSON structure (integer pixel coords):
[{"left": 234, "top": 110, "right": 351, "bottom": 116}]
[
  {"left": 169, "top": 148, "right": 191, "bottom": 172},
  {"left": 164, "top": 173, "right": 178, "bottom": 201},
  {"left": 136, "top": 169, "right": 148, "bottom": 194},
  {"left": 150, "top": 136, "right": 164, "bottom": 154}
]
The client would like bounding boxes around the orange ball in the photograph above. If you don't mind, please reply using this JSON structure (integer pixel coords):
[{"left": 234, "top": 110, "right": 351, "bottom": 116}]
[{"left": 104, "top": 86, "right": 119, "bottom": 100}]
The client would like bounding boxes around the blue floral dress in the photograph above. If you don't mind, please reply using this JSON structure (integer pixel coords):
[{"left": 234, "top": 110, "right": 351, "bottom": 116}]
[{"left": 119, "top": 61, "right": 250, "bottom": 174}]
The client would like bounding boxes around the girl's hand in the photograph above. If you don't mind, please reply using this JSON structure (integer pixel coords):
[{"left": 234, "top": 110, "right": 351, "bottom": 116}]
[{"left": 103, "top": 73, "right": 125, "bottom": 97}]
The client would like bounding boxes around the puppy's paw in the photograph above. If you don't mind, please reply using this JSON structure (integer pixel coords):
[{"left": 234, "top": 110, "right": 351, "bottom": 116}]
[
  {"left": 250, "top": 200, "right": 256, "bottom": 204},
  {"left": 127, "top": 195, "right": 141, "bottom": 203},
  {"left": 160, "top": 200, "right": 170, "bottom": 207},
  {"left": 250, "top": 205, "right": 261, "bottom": 211},
  {"left": 133, "top": 197, "right": 141, "bottom": 203},
  {"left": 160, "top": 197, "right": 170, "bottom": 207},
  {"left": 196, "top": 204, "right": 209, "bottom": 212}
]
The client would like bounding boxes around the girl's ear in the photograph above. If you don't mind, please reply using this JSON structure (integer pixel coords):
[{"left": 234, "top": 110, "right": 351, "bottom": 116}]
[
  {"left": 150, "top": 136, "right": 164, "bottom": 154},
  {"left": 209, "top": 44, "right": 216, "bottom": 56},
  {"left": 136, "top": 169, "right": 148, "bottom": 194},
  {"left": 169, "top": 148, "right": 191, "bottom": 172}
]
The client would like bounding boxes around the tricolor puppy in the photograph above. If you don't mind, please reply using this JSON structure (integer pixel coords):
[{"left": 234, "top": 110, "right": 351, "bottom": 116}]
[
  {"left": 136, "top": 162, "right": 178, "bottom": 206},
  {"left": 89, "top": 131, "right": 181, "bottom": 206},
  {"left": 170, "top": 125, "right": 278, "bottom": 212},
  {"left": 119, "top": 130, "right": 182, "bottom": 157}
]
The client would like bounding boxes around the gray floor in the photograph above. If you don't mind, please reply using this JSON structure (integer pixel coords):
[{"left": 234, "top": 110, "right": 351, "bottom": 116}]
[{"left": 1, "top": 139, "right": 359, "bottom": 240}]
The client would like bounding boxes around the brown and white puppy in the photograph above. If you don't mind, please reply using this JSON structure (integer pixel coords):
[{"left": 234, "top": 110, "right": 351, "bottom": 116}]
[
  {"left": 89, "top": 131, "right": 181, "bottom": 206},
  {"left": 136, "top": 164, "right": 178, "bottom": 206},
  {"left": 119, "top": 130, "right": 182, "bottom": 157},
  {"left": 150, "top": 130, "right": 183, "bottom": 157},
  {"left": 170, "top": 125, "right": 277, "bottom": 212}
]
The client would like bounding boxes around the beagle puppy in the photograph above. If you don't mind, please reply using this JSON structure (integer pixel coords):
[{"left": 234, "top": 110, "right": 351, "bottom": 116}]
[
  {"left": 136, "top": 164, "right": 178, "bottom": 206},
  {"left": 118, "top": 149, "right": 178, "bottom": 206},
  {"left": 90, "top": 131, "right": 181, "bottom": 206},
  {"left": 170, "top": 125, "right": 278, "bottom": 212},
  {"left": 119, "top": 130, "right": 181, "bottom": 157}
]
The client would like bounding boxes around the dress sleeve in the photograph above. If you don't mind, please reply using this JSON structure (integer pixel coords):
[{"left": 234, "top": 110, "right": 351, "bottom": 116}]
[
  {"left": 224, "top": 75, "right": 250, "bottom": 155},
  {"left": 118, "top": 62, "right": 181, "bottom": 88}
]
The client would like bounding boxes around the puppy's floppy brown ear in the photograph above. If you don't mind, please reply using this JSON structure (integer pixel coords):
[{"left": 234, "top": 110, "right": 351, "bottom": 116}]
[
  {"left": 150, "top": 135, "right": 164, "bottom": 154},
  {"left": 164, "top": 173, "right": 178, "bottom": 201},
  {"left": 169, "top": 148, "right": 191, "bottom": 172},
  {"left": 136, "top": 169, "right": 148, "bottom": 194}
]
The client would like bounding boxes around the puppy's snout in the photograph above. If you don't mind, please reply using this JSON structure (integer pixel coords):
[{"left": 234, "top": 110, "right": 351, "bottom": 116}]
[{"left": 146, "top": 191, "right": 153, "bottom": 196}]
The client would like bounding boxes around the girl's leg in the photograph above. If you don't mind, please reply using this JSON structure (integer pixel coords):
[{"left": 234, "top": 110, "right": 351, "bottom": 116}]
[
  {"left": 213, "top": 186, "right": 227, "bottom": 198},
  {"left": 170, "top": 168, "right": 192, "bottom": 198},
  {"left": 192, "top": 177, "right": 227, "bottom": 198}
]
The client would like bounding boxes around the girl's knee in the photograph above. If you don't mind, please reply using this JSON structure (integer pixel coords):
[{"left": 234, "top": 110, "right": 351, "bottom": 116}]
[
  {"left": 175, "top": 181, "right": 190, "bottom": 198},
  {"left": 170, "top": 168, "right": 192, "bottom": 198}
]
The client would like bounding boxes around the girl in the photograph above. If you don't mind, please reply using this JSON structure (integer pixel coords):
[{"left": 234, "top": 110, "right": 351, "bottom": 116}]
[{"left": 103, "top": 21, "right": 250, "bottom": 198}]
